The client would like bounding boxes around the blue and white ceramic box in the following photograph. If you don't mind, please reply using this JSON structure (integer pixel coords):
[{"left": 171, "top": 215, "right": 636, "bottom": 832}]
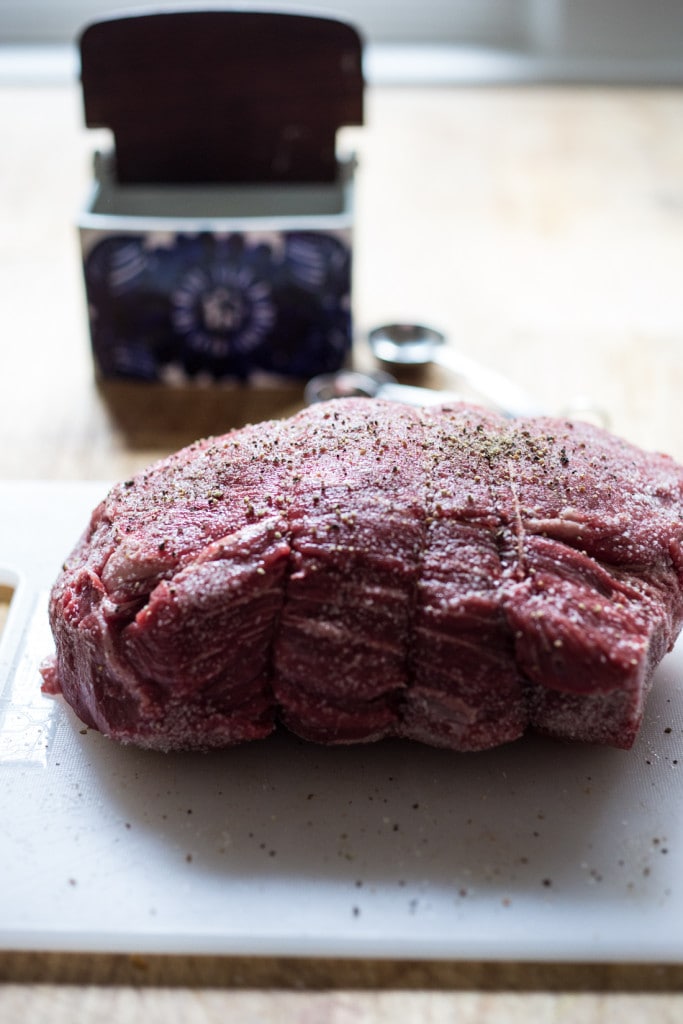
[
  {"left": 78, "top": 153, "right": 356, "bottom": 385},
  {"left": 77, "top": 10, "right": 364, "bottom": 387}
]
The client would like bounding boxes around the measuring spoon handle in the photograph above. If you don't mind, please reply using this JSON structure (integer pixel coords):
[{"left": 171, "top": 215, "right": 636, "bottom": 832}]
[{"left": 434, "top": 347, "right": 543, "bottom": 418}]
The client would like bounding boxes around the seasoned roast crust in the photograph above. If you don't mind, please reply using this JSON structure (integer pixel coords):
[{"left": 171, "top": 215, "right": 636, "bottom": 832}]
[{"left": 42, "top": 399, "right": 683, "bottom": 751}]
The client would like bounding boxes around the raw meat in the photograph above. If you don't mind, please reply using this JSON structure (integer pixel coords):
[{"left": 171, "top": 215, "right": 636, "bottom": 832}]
[{"left": 41, "top": 399, "right": 683, "bottom": 752}]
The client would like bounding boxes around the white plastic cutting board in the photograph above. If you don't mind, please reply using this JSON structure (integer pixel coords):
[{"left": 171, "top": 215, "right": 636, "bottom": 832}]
[{"left": 2, "top": 480, "right": 683, "bottom": 962}]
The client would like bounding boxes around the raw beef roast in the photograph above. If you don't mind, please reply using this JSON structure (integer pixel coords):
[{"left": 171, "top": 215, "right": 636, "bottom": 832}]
[{"left": 41, "top": 399, "right": 683, "bottom": 752}]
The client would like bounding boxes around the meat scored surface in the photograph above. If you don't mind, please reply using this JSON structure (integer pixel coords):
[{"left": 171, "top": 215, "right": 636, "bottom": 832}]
[{"left": 42, "top": 399, "right": 683, "bottom": 752}]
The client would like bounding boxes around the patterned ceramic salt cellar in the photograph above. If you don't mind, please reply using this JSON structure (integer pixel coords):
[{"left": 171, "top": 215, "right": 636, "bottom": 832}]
[{"left": 77, "top": 9, "right": 364, "bottom": 385}]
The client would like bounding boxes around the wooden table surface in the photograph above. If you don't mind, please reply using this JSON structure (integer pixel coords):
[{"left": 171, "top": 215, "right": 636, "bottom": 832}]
[{"left": 1, "top": 78, "right": 683, "bottom": 1021}]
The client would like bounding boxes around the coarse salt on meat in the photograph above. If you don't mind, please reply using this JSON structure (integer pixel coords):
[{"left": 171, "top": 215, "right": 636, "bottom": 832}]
[{"left": 41, "top": 399, "right": 683, "bottom": 752}]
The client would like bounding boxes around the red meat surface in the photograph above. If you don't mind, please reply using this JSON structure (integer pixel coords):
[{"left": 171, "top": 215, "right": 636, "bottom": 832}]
[{"left": 41, "top": 399, "right": 683, "bottom": 752}]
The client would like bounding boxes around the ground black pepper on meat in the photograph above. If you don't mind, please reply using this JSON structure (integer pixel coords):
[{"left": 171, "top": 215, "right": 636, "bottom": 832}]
[{"left": 41, "top": 398, "right": 683, "bottom": 754}]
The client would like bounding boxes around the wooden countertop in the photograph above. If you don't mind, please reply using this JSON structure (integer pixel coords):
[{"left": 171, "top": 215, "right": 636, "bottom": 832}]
[{"left": 1, "top": 79, "right": 683, "bottom": 1020}]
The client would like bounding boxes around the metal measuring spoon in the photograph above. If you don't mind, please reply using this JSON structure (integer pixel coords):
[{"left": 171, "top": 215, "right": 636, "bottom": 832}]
[
  {"left": 304, "top": 369, "right": 464, "bottom": 408},
  {"left": 368, "top": 323, "right": 543, "bottom": 418}
]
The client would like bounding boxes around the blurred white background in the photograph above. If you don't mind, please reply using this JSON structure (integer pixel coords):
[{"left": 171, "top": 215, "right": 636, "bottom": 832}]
[{"left": 1, "top": 0, "right": 682, "bottom": 84}]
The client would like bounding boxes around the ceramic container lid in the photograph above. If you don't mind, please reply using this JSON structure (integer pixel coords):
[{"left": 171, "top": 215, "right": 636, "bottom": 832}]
[{"left": 79, "top": 9, "right": 364, "bottom": 185}]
